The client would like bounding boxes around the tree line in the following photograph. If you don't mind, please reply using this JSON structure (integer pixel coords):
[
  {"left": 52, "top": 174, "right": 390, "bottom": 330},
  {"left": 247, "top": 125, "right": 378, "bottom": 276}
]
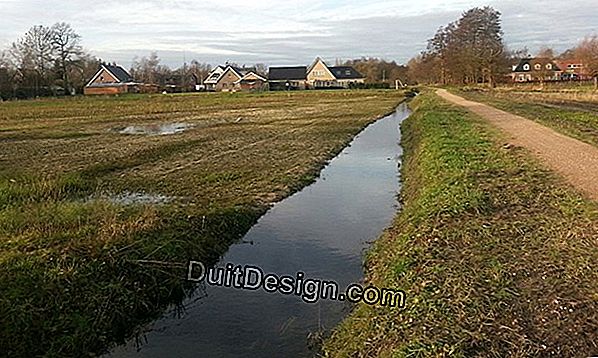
[
  {"left": 0, "top": 24, "right": 219, "bottom": 99},
  {"left": 0, "top": 23, "right": 101, "bottom": 98},
  {"left": 2, "top": 11, "right": 596, "bottom": 99},
  {"left": 341, "top": 58, "right": 409, "bottom": 88},
  {"left": 407, "top": 6, "right": 598, "bottom": 86}
]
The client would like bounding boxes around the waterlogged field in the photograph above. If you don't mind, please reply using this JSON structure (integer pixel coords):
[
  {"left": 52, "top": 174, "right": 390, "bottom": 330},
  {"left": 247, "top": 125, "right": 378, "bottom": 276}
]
[
  {"left": 0, "top": 90, "right": 404, "bottom": 356},
  {"left": 457, "top": 87, "right": 598, "bottom": 147},
  {"left": 324, "top": 93, "right": 598, "bottom": 357}
]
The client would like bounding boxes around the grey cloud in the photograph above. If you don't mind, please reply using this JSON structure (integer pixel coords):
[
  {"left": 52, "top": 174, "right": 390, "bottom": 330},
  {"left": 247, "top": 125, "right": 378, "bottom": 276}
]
[{"left": 0, "top": 0, "right": 596, "bottom": 68}]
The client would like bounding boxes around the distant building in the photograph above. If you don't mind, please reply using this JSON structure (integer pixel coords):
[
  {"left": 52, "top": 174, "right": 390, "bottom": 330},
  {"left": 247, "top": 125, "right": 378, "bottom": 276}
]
[
  {"left": 204, "top": 65, "right": 267, "bottom": 92},
  {"left": 511, "top": 58, "right": 562, "bottom": 82},
  {"left": 236, "top": 72, "right": 268, "bottom": 91},
  {"left": 555, "top": 59, "right": 591, "bottom": 80},
  {"left": 306, "top": 58, "right": 365, "bottom": 88},
  {"left": 268, "top": 66, "right": 308, "bottom": 90},
  {"left": 84, "top": 64, "right": 140, "bottom": 95}
]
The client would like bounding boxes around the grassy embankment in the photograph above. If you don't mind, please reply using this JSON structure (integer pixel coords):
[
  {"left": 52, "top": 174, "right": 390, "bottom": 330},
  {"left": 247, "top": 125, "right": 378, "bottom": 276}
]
[
  {"left": 324, "top": 92, "right": 598, "bottom": 357},
  {"left": 456, "top": 87, "right": 598, "bottom": 147},
  {"left": 0, "top": 90, "right": 404, "bottom": 356}
]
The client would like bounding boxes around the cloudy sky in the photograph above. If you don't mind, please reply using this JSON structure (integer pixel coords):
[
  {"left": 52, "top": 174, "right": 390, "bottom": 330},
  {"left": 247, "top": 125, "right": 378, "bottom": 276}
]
[{"left": 0, "top": 0, "right": 596, "bottom": 68}]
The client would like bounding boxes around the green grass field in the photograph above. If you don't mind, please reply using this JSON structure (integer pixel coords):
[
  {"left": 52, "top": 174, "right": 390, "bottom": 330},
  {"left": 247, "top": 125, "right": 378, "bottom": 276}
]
[
  {"left": 324, "top": 92, "right": 598, "bottom": 357},
  {"left": 0, "top": 90, "right": 404, "bottom": 356}
]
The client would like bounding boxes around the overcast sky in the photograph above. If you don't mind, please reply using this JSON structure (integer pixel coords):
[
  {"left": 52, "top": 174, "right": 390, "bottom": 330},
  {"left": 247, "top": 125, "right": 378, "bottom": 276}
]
[{"left": 0, "top": 0, "right": 596, "bottom": 68}]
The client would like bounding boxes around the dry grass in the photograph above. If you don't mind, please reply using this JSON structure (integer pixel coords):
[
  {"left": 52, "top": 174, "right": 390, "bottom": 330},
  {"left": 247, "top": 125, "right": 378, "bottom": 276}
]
[
  {"left": 323, "top": 92, "right": 598, "bottom": 357},
  {"left": 456, "top": 87, "right": 598, "bottom": 147},
  {"left": 0, "top": 90, "right": 405, "bottom": 356}
]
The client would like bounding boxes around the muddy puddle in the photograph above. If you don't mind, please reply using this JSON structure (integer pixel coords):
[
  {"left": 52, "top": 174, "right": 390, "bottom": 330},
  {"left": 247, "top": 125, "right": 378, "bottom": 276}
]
[
  {"left": 89, "top": 191, "right": 174, "bottom": 205},
  {"left": 118, "top": 123, "right": 194, "bottom": 136},
  {"left": 107, "top": 102, "right": 411, "bottom": 357}
]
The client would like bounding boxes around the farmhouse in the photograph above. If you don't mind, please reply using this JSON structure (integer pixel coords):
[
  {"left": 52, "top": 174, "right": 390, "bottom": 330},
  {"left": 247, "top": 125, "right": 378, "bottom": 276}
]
[
  {"left": 511, "top": 58, "right": 562, "bottom": 82},
  {"left": 204, "top": 65, "right": 267, "bottom": 92},
  {"left": 84, "top": 63, "right": 139, "bottom": 95},
  {"left": 306, "top": 58, "right": 365, "bottom": 88},
  {"left": 555, "top": 59, "right": 591, "bottom": 80},
  {"left": 268, "top": 66, "right": 308, "bottom": 90}
]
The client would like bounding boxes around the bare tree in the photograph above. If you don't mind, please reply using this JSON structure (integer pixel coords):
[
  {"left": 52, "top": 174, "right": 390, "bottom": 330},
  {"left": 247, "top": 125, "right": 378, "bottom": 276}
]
[
  {"left": 575, "top": 35, "right": 598, "bottom": 88},
  {"left": 11, "top": 25, "right": 55, "bottom": 92},
  {"left": 51, "top": 22, "right": 83, "bottom": 93},
  {"left": 0, "top": 50, "right": 14, "bottom": 99},
  {"left": 254, "top": 63, "right": 268, "bottom": 76},
  {"left": 131, "top": 52, "right": 164, "bottom": 84},
  {"left": 536, "top": 46, "right": 555, "bottom": 59},
  {"left": 188, "top": 60, "right": 212, "bottom": 86},
  {"left": 344, "top": 57, "right": 408, "bottom": 85}
]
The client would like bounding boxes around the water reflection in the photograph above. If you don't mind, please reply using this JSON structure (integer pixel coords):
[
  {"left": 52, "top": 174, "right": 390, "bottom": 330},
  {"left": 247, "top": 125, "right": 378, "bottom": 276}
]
[{"left": 108, "top": 103, "right": 411, "bottom": 358}]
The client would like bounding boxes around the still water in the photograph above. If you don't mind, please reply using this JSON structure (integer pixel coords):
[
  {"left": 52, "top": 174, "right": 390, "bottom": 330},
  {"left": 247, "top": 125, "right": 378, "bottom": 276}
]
[{"left": 109, "top": 102, "right": 411, "bottom": 357}]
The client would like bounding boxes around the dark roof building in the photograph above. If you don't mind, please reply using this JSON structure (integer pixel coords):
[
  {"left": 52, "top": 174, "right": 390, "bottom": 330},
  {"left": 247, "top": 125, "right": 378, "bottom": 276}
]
[
  {"left": 268, "top": 66, "right": 307, "bottom": 81},
  {"left": 511, "top": 58, "right": 563, "bottom": 82},
  {"left": 328, "top": 66, "right": 364, "bottom": 80},
  {"left": 84, "top": 63, "right": 139, "bottom": 95},
  {"left": 512, "top": 58, "right": 561, "bottom": 73},
  {"left": 268, "top": 66, "right": 308, "bottom": 90},
  {"left": 103, "top": 64, "right": 134, "bottom": 82}
]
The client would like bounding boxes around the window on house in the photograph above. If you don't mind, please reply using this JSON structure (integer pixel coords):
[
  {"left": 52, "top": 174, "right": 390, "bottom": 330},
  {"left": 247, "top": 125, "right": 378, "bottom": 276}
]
[
  {"left": 546, "top": 64, "right": 552, "bottom": 70},
  {"left": 523, "top": 64, "right": 530, "bottom": 71},
  {"left": 534, "top": 64, "right": 541, "bottom": 70}
]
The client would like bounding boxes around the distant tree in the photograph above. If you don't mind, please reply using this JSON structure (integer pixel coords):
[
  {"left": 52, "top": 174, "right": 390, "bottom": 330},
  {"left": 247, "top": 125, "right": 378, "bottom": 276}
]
[
  {"left": 419, "top": 6, "right": 508, "bottom": 86},
  {"left": 253, "top": 63, "right": 268, "bottom": 76},
  {"left": 70, "top": 53, "right": 101, "bottom": 93},
  {"left": 343, "top": 57, "right": 408, "bottom": 85},
  {"left": 575, "top": 35, "right": 598, "bottom": 86},
  {"left": 188, "top": 60, "right": 212, "bottom": 85},
  {"left": 536, "top": 46, "right": 555, "bottom": 59},
  {"left": 51, "top": 22, "right": 83, "bottom": 93},
  {"left": 509, "top": 47, "right": 530, "bottom": 60},
  {"left": 11, "top": 25, "right": 55, "bottom": 93},
  {"left": 407, "top": 54, "right": 439, "bottom": 84},
  {"left": 558, "top": 48, "right": 577, "bottom": 60},
  {"left": 0, "top": 50, "right": 14, "bottom": 99},
  {"left": 130, "top": 52, "right": 169, "bottom": 85}
]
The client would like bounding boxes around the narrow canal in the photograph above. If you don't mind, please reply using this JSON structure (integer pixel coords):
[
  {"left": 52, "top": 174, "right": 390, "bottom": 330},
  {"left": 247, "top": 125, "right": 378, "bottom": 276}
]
[{"left": 109, "top": 102, "right": 411, "bottom": 357}]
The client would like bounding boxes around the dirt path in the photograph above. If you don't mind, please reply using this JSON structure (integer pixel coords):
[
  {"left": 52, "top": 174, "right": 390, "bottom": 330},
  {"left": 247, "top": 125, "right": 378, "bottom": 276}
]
[{"left": 437, "top": 89, "right": 598, "bottom": 201}]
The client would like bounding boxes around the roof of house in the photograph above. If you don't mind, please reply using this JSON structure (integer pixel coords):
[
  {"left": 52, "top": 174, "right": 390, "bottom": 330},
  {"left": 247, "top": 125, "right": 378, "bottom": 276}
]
[
  {"left": 104, "top": 64, "right": 134, "bottom": 82},
  {"left": 268, "top": 66, "right": 307, "bottom": 81},
  {"left": 513, "top": 58, "right": 561, "bottom": 72},
  {"left": 205, "top": 65, "right": 258, "bottom": 84},
  {"left": 230, "top": 66, "right": 257, "bottom": 76},
  {"left": 86, "top": 64, "right": 134, "bottom": 87},
  {"left": 329, "top": 66, "right": 364, "bottom": 79},
  {"left": 307, "top": 57, "right": 328, "bottom": 75},
  {"left": 234, "top": 72, "right": 268, "bottom": 83}
]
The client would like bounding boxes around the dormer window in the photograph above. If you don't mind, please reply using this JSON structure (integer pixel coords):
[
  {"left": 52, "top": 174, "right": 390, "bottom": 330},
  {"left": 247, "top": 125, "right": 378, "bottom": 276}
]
[
  {"left": 523, "top": 64, "right": 530, "bottom": 71},
  {"left": 546, "top": 64, "right": 552, "bottom": 70},
  {"left": 534, "top": 64, "right": 541, "bottom": 70}
]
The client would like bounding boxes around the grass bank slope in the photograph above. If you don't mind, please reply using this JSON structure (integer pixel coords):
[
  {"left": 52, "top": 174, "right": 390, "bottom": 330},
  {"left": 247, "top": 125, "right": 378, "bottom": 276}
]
[
  {"left": 324, "top": 93, "right": 598, "bottom": 357},
  {"left": 0, "top": 90, "right": 404, "bottom": 357}
]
